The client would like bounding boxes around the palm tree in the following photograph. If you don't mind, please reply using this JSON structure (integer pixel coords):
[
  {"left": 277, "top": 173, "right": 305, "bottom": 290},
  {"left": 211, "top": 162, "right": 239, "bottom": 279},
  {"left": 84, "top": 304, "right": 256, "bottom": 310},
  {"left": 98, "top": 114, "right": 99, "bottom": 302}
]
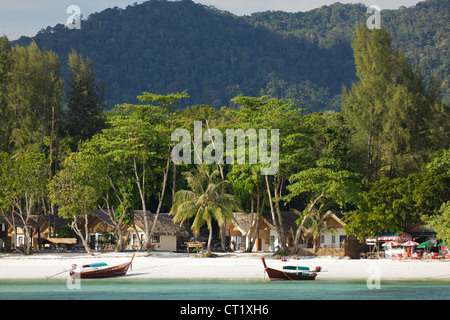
[
  {"left": 170, "top": 164, "right": 242, "bottom": 254},
  {"left": 304, "top": 206, "right": 336, "bottom": 254}
]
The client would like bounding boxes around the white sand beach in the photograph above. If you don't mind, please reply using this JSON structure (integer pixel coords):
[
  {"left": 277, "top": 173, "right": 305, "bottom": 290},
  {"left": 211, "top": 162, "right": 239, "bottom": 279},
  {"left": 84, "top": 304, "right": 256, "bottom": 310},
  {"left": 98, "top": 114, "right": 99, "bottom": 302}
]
[{"left": 0, "top": 252, "right": 449, "bottom": 282}]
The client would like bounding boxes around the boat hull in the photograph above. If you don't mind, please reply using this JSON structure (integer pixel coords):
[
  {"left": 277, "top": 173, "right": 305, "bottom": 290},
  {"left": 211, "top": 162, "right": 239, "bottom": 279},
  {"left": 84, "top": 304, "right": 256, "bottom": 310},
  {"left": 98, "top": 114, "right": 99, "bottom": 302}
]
[
  {"left": 70, "top": 262, "right": 132, "bottom": 279},
  {"left": 70, "top": 254, "right": 134, "bottom": 279},
  {"left": 261, "top": 257, "right": 317, "bottom": 281}
]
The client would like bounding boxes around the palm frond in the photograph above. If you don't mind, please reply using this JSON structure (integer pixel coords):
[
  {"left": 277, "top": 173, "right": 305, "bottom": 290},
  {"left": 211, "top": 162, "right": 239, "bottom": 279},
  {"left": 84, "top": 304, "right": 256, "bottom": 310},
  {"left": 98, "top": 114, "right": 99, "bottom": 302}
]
[
  {"left": 182, "top": 171, "right": 204, "bottom": 195},
  {"left": 171, "top": 200, "right": 197, "bottom": 225},
  {"left": 191, "top": 206, "right": 205, "bottom": 232},
  {"left": 173, "top": 189, "right": 198, "bottom": 203}
]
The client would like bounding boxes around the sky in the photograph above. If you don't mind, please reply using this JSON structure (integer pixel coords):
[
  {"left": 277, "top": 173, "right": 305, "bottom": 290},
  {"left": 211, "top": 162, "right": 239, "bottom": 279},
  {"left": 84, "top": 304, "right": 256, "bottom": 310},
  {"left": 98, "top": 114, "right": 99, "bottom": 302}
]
[{"left": 0, "top": 0, "right": 424, "bottom": 40}]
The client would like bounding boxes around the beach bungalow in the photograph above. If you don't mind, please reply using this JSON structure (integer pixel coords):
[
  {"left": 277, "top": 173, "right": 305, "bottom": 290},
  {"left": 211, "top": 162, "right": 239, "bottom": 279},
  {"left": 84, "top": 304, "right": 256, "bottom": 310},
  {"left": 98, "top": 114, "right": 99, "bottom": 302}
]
[
  {"left": 317, "top": 213, "right": 348, "bottom": 249},
  {"left": 88, "top": 210, "right": 190, "bottom": 252},
  {"left": 226, "top": 211, "right": 351, "bottom": 255},
  {"left": 128, "top": 211, "right": 190, "bottom": 251},
  {"left": 0, "top": 214, "right": 70, "bottom": 251},
  {"left": 226, "top": 212, "right": 274, "bottom": 252}
]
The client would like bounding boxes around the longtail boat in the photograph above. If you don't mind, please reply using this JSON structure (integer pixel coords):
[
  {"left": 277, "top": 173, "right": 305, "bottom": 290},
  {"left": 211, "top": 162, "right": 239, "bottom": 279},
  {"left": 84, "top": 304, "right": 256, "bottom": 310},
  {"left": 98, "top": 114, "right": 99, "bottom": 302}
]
[
  {"left": 261, "top": 257, "right": 321, "bottom": 281},
  {"left": 70, "top": 253, "right": 135, "bottom": 279}
]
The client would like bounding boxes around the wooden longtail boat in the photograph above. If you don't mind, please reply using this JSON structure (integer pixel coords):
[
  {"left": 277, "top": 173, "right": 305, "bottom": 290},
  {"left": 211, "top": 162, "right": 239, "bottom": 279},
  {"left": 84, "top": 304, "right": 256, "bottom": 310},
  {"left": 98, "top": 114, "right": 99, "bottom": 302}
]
[
  {"left": 70, "top": 253, "right": 135, "bottom": 279},
  {"left": 261, "top": 257, "right": 320, "bottom": 281}
]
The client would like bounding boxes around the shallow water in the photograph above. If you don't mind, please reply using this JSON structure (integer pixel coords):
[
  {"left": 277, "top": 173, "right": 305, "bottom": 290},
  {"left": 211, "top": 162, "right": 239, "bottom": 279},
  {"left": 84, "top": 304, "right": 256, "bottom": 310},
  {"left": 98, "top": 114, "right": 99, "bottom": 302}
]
[{"left": 0, "top": 278, "right": 448, "bottom": 300}]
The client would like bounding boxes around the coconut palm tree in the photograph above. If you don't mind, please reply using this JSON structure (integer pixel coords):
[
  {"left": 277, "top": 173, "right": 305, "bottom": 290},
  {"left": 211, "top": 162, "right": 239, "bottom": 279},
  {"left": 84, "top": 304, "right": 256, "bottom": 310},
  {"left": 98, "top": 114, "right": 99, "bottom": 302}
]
[
  {"left": 304, "top": 206, "right": 337, "bottom": 254},
  {"left": 170, "top": 164, "right": 242, "bottom": 254}
]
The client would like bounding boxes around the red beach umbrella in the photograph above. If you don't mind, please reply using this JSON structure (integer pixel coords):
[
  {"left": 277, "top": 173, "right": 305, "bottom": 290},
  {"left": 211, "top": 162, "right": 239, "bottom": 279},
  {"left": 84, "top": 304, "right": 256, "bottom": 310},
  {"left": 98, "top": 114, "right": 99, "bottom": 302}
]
[
  {"left": 402, "top": 241, "right": 419, "bottom": 246},
  {"left": 382, "top": 241, "right": 400, "bottom": 247}
]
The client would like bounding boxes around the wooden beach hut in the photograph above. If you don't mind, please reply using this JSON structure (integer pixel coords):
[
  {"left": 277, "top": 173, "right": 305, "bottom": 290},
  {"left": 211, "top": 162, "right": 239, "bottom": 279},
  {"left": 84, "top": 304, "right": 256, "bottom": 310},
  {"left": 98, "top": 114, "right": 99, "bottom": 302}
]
[
  {"left": 88, "top": 210, "right": 190, "bottom": 251},
  {"left": 226, "top": 211, "right": 354, "bottom": 256}
]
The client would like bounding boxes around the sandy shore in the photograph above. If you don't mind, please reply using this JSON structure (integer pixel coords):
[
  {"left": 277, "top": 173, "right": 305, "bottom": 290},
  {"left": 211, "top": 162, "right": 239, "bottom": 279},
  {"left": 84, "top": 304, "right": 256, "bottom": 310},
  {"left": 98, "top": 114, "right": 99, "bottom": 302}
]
[{"left": 0, "top": 252, "right": 449, "bottom": 281}]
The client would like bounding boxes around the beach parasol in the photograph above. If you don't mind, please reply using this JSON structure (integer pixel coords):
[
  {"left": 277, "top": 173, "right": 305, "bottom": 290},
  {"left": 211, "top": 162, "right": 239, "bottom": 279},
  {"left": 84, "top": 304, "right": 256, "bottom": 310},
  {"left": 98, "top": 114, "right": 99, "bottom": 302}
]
[
  {"left": 417, "top": 241, "right": 433, "bottom": 248},
  {"left": 402, "top": 241, "right": 419, "bottom": 246},
  {"left": 382, "top": 241, "right": 400, "bottom": 247},
  {"left": 438, "top": 242, "right": 447, "bottom": 247}
]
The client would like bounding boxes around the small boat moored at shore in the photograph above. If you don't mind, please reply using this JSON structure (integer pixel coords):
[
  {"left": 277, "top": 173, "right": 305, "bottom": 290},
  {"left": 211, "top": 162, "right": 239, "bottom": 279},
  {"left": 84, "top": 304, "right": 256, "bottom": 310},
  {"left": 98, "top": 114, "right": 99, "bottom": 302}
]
[
  {"left": 70, "top": 253, "right": 135, "bottom": 279},
  {"left": 261, "top": 257, "right": 321, "bottom": 281}
]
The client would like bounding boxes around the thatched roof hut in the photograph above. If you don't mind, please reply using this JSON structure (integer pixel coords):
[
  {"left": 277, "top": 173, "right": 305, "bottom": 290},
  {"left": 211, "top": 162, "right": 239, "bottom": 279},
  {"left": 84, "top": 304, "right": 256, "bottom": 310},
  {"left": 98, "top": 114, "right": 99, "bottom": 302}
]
[
  {"left": 90, "top": 209, "right": 189, "bottom": 237},
  {"left": 133, "top": 211, "right": 190, "bottom": 237}
]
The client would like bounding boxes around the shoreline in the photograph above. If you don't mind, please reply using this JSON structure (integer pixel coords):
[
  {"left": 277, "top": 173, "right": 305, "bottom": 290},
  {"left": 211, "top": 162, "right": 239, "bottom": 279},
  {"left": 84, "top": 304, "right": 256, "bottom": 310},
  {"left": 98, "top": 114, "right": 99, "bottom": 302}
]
[{"left": 1, "top": 252, "right": 449, "bottom": 282}]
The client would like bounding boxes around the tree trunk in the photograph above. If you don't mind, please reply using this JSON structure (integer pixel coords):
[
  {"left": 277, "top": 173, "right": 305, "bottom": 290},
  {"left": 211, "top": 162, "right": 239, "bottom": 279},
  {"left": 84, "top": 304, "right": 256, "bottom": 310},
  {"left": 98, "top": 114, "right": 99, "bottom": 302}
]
[
  {"left": 133, "top": 156, "right": 146, "bottom": 250},
  {"left": 143, "top": 147, "right": 171, "bottom": 251},
  {"left": 115, "top": 228, "right": 124, "bottom": 252},
  {"left": 313, "top": 237, "right": 319, "bottom": 254},
  {"left": 246, "top": 215, "right": 261, "bottom": 252},
  {"left": 292, "top": 214, "right": 308, "bottom": 255},
  {"left": 23, "top": 225, "right": 32, "bottom": 255},
  {"left": 114, "top": 206, "right": 127, "bottom": 252},
  {"left": 172, "top": 163, "right": 176, "bottom": 205},
  {"left": 265, "top": 175, "right": 286, "bottom": 252},
  {"left": 37, "top": 201, "right": 42, "bottom": 251},
  {"left": 16, "top": 198, "right": 33, "bottom": 255},
  {"left": 207, "top": 219, "right": 213, "bottom": 254},
  {"left": 220, "top": 221, "right": 226, "bottom": 252},
  {"left": 292, "top": 191, "right": 325, "bottom": 255},
  {"left": 71, "top": 215, "right": 93, "bottom": 256}
]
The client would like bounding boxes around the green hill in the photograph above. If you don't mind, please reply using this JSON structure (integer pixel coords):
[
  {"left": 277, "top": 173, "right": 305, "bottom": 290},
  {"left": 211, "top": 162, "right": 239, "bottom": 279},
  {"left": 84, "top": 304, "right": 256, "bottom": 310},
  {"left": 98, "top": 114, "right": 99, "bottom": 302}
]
[{"left": 14, "top": 0, "right": 449, "bottom": 111}]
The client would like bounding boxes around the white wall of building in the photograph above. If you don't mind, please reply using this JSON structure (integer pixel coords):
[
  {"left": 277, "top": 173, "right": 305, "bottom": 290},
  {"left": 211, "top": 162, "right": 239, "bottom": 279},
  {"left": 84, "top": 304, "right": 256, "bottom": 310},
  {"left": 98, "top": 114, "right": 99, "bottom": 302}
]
[
  {"left": 128, "top": 231, "right": 177, "bottom": 251},
  {"left": 320, "top": 229, "right": 347, "bottom": 248}
]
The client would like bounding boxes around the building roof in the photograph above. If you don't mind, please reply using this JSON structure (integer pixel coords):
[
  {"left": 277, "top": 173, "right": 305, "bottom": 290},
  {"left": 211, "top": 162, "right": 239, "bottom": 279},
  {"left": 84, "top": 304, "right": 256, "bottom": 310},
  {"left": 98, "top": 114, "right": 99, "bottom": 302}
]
[
  {"left": 134, "top": 211, "right": 190, "bottom": 237},
  {"left": 47, "top": 238, "right": 77, "bottom": 244},
  {"left": 231, "top": 212, "right": 257, "bottom": 235},
  {"left": 405, "top": 221, "right": 437, "bottom": 237},
  {"left": 261, "top": 211, "right": 299, "bottom": 237},
  {"left": 1, "top": 213, "right": 68, "bottom": 230},
  {"left": 91, "top": 209, "right": 190, "bottom": 237}
]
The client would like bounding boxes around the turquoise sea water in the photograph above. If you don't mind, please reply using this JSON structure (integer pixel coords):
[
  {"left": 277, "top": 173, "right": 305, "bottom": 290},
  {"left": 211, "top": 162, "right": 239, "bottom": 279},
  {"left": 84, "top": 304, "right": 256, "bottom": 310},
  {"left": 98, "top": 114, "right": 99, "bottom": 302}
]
[{"left": 0, "top": 279, "right": 448, "bottom": 300}]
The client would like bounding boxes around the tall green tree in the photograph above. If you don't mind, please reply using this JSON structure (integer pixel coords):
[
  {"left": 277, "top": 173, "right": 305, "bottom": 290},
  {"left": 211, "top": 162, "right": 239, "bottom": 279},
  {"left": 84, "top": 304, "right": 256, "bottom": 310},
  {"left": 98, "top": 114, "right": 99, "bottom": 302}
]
[
  {"left": 0, "top": 152, "right": 48, "bottom": 254},
  {"left": 421, "top": 147, "right": 450, "bottom": 244},
  {"left": 229, "top": 95, "right": 313, "bottom": 252},
  {"left": 83, "top": 91, "right": 188, "bottom": 251},
  {"left": 63, "top": 49, "right": 106, "bottom": 151},
  {"left": 7, "top": 42, "right": 64, "bottom": 158},
  {"left": 49, "top": 152, "right": 106, "bottom": 256},
  {"left": 0, "top": 36, "right": 12, "bottom": 153},
  {"left": 427, "top": 202, "right": 450, "bottom": 246},
  {"left": 138, "top": 90, "right": 190, "bottom": 208},
  {"left": 343, "top": 148, "right": 450, "bottom": 240},
  {"left": 342, "top": 24, "right": 447, "bottom": 182},
  {"left": 343, "top": 176, "right": 418, "bottom": 240}
]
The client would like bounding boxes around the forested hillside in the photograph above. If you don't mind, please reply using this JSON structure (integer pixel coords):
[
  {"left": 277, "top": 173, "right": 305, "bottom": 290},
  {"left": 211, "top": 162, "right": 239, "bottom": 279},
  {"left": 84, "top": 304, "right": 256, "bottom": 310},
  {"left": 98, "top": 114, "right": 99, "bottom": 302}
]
[{"left": 13, "top": 0, "right": 449, "bottom": 111}]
